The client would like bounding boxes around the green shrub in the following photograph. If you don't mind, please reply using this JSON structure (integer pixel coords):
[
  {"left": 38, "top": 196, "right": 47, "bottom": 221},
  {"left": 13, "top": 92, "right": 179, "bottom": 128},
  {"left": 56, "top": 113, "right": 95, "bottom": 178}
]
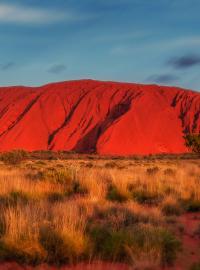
[
  {"left": 104, "top": 162, "right": 118, "bottom": 169},
  {"left": 146, "top": 167, "right": 159, "bottom": 175},
  {"left": 0, "top": 216, "right": 5, "bottom": 237},
  {"left": 187, "top": 201, "right": 200, "bottom": 212},
  {"left": 0, "top": 150, "right": 29, "bottom": 165},
  {"left": 89, "top": 225, "right": 128, "bottom": 261},
  {"left": 47, "top": 192, "right": 66, "bottom": 203},
  {"left": 92, "top": 206, "right": 139, "bottom": 230},
  {"left": 0, "top": 191, "right": 31, "bottom": 207},
  {"left": 0, "top": 240, "right": 45, "bottom": 265},
  {"left": 39, "top": 225, "right": 86, "bottom": 265},
  {"left": 39, "top": 226, "right": 69, "bottom": 264},
  {"left": 70, "top": 180, "right": 88, "bottom": 195},
  {"left": 161, "top": 202, "right": 181, "bottom": 216},
  {"left": 9, "top": 191, "right": 30, "bottom": 205},
  {"left": 184, "top": 133, "right": 200, "bottom": 153},
  {"left": 163, "top": 168, "right": 176, "bottom": 176},
  {"left": 106, "top": 184, "right": 128, "bottom": 203},
  {"left": 181, "top": 199, "right": 200, "bottom": 212},
  {"left": 131, "top": 190, "right": 162, "bottom": 205},
  {"left": 159, "top": 229, "right": 181, "bottom": 266},
  {"left": 38, "top": 168, "right": 74, "bottom": 186},
  {"left": 88, "top": 224, "right": 181, "bottom": 266}
]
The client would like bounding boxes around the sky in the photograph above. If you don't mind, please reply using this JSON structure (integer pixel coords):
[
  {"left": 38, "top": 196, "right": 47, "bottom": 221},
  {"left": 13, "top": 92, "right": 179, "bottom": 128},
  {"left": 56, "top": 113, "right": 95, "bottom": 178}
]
[{"left": 0, "top": 0, "right": 200, "bottom": 91}]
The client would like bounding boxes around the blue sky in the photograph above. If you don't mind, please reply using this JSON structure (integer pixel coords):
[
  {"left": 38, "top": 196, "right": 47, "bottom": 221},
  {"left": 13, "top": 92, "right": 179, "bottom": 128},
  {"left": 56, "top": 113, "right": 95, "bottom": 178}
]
[{"left": 0, "top": 0, "right": 200, "bottom": 90}]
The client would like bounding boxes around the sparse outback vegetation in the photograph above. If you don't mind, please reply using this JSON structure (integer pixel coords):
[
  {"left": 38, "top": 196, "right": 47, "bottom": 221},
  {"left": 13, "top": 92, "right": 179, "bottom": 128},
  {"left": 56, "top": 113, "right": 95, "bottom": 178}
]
[
  {"left": 184, "top": 133, "right": 200, "bottom": 154},
  {"left": 0, "top": 152, "right": 199, "bottom": 269}
]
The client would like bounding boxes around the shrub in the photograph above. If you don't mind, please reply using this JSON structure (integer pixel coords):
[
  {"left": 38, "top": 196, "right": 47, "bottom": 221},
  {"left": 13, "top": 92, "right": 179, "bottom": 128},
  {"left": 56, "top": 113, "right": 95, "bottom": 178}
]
[
  {"left": 0, "top": 240, "right": 45, "bottom": 265},
  {"left": 161, "top": 201, "right": 181, "bottom": 216},
  {"left": 38, "top": 167, "right": 74, "bottom": 186},
  {"left": 89, "top": 225, "right": 128, "bottom": 261},
  {"left": 104, "top": 162, "right": 118, "bottom": 169},
  {"left": 184, "top": 133, "right": 200, "bottom": 153},
  {"left": 131, "top": 190, "right": 162, "bottom": 205},
  {"left": 47, "top": 192, "right": 66, "bottom": 203},
  {"left": 0, "top": 191, "right": 31, "bottom": 207},
  {"left": 88, "top": 224, "right": 181, "bottom": 266},
  {"left": 159, "top": 229, "right": 181, "bottom": 266},
  {"left": 163, "top": 168, "right": 176, "bottom": 176},
  {"left": 39, "top": 225, "right": 87, "bottom": 265},
  {"left": 0, "top": 150, "right": 29, "bottom": 165},
  {"left": 0, "top": 216, "right": 5, "bottom": 237},
  {"left": 91, "top": 206, "right": 139, "bottom": 230},
  {"left": 181, "top": 199, "right": 200, "bottom": 212},
  {"left": 39, "top": 226, "right": 71, "bottom": 264},
  {"left": 146, "top": 167, "right": 159, "bottom": 175},
  {"left": 184, "top": 134, "right": 200, "bottom": 153},
  {"left": 9, "top": 191, "right": 30, "bottom": 205},
  {"left": 70, "top": 180, "right": 87, "bottom": 195},
  {"left": 106, "top": 184, "right": 128, "bottom": 203}
]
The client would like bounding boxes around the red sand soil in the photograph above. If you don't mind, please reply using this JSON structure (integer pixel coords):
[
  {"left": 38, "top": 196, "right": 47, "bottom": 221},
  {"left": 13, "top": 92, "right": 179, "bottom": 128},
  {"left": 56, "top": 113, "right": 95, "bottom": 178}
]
[
  {"left": 0, "top": 262, "right": 131, "bottom": 270},
  {"left": 170, "top": 212, "right": 200, "bottom": 270},
  {"left": 0, "top": 79, "right": 199, "bottom": 155}
]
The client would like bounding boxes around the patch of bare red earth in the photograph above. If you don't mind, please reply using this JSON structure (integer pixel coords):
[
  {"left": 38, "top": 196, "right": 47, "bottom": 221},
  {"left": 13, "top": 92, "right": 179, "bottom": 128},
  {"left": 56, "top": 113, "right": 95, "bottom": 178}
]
[
  {"left": 172, "top": 213, "right": 200, "bottom": 270},
  {"left": 0, "top": 79, "right": 199, "bottom": 155},
  {"left": 0, "top": 262, "right": 131, "bottom": 270}
]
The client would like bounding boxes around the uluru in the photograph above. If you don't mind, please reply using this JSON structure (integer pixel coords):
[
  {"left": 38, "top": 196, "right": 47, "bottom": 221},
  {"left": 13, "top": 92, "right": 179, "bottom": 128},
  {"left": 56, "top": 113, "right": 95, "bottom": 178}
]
[{"left": 0, "top": 79, "right": 199, "bottom": 155}]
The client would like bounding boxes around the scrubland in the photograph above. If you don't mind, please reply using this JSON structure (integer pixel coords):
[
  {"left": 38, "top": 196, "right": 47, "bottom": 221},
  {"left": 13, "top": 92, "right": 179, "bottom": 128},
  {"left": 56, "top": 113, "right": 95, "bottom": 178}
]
[{"left": 0, "top": 151, "right": 199, "bottom": 270}]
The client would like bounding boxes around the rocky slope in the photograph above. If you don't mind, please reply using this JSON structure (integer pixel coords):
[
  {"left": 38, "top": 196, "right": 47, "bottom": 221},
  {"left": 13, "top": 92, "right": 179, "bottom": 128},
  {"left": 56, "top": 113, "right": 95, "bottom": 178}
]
[{"left": 0, "top": 79, "right": 199, "bottom": 155}]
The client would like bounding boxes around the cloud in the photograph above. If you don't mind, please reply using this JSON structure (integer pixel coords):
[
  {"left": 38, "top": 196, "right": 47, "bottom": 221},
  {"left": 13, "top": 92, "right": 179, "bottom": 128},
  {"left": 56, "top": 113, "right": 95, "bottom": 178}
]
[
  {"left": 0, "top": 4, "right": 73, "bottom": 24},
  {"left": 48, "top": 64, "right": 67, "bottom": 74},
  {"left": 147, "top": 74, "right": 179, "bottom": 84},
  {"left": 1, "top": 62, "right": 15, "bottom": 71},
  {"left": 110, "top": 36, "right": 200, "bottom": 56},
  {"left": 94, "top": 31, "right": 149, "bottom": 43},
  {"left": 168, "top": 54, "right": 200, "bottom": 69}
]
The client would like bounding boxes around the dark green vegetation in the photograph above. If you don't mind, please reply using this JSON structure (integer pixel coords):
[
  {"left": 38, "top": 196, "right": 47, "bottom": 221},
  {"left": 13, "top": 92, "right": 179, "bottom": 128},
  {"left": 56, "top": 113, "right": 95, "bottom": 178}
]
[{"left": 184, "top": 133, "right": 200, "bottom": 154}]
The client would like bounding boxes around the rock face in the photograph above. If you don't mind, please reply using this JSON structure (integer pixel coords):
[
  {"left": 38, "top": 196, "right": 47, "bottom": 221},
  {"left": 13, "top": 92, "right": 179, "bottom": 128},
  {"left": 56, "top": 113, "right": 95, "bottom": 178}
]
[{"left": 0, "top": 79, "right": 199, "bottom": 155}]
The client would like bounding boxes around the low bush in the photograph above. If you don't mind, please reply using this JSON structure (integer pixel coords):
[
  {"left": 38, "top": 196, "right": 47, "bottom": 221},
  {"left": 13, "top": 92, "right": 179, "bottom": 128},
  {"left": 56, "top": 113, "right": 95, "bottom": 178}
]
[
  {"left": 104, "top": 162, "right": 118, "bottom": 169},
  {"left": 89, "top": 225, "right": 128, "bottom": 261},
  {"left": 70, "top": 180, "right": 88, "bottom": 196},
  {"left": 39, "top": 225, "right": 87, "bottom": 265},
  {"left": 91, "top": 206, "right": 139, "bottom": 230},
  {"left": 163, "top": 168, "right": 176, "bottom": 176},
  {"left": 159, "top": 229, "right": 182, "bottom": 266},
  {"left": 88, "top": 224, "right": 181, "bottom": 266},
  {"left": 161, "top": 201, "right": 182, "bottom": 216},
  {"left": 181, "top": 199, "right": 200, "bottom": 212},
  {"left": 146, "top": 167, "right": 159, "bottom": 175},
  {"left": 39, "top": 226, "right": 69, "bottom": 264},
  {"left": 0, "top": 191, "right": 31, "bottom": 207},
  {"left": 0, "top": 150, "right": 29, "bottom": 165},
  {"left": 38, "top": 167, "right": 74, "bottom": 187},
  {"left": 106, "top": 184, "right": 128, "bottom": 203},
  {"left": 0, "top": 240, "right": 45, "bottom": 265},
  {"left": 184, "top": 133, "right": 200, "bottom": 153},
  {"left": 47, "top": 192, "right": 66, "bottom": 203},
  {"left": 131, "top": 190, "right": 162, "bottom": 205},
  {"left": 9, "top": 191, "right": 31, "bottom": 205}
]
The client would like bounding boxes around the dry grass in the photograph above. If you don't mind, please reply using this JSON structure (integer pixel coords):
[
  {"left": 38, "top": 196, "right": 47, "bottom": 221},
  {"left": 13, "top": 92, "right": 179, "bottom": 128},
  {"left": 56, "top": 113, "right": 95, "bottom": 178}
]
[{"left": 0, "top": 157, "right": 199, "bottom": 267}]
